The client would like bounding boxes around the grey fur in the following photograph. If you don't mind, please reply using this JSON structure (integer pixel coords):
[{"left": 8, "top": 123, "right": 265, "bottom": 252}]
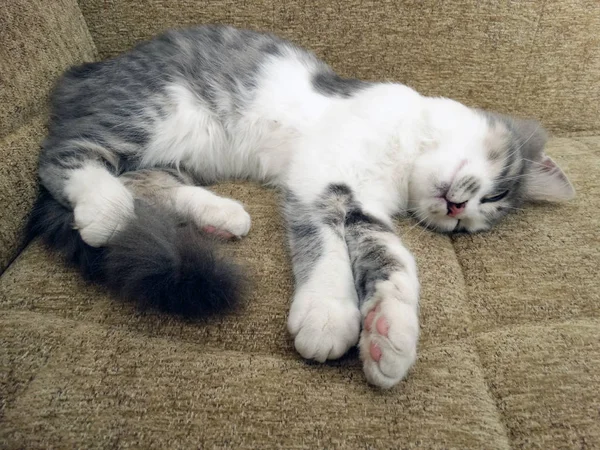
[
  {"left": 457, "top": 176, "right": 481, "bottom": 196},
  {"left": 285, "top": 182, "right": 403, "bottom": 300},
  {"left": 476, "top": 110, "right": 549, "bottom": 228},
  {"left": 343, "top": 207, "right": 402, "bottom": 305},
  {"left": 284, "top": 191, "right": 325, "bottom": 286},
  {"left": 315, "top": 183, "right": 356, "bottom": 236},
  {"left": 311, "top": 72, "right": 369, "bottom": 98},
  {"left": 309, "top": 183, "right": 403, "bottom": 305},
  {"left": 120, "top": 168, "right": 196, "bottom": 215}
]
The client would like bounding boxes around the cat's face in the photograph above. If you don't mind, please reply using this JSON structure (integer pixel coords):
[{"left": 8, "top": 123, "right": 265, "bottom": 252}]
[{"left": 408, "top": 100, "right": 575, "bottom": 233}]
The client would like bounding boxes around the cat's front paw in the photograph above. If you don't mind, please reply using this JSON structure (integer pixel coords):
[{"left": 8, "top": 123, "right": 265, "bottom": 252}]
[
  {"left": 359, "top": 296, "right": 419, "bottom": 389},
  {"left": 288, "top": 292, "right": 361, "bottom": 362}
]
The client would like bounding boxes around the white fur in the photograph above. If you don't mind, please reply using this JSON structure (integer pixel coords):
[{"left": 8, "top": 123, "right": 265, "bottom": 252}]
[
  {"left": 287, "top": 227, "right": 361, "bottom": 362},
  {"left": 142, "top": 84, "right": 230, "bottom": 177},
  {"left": 174, "top": 186, "right": 251, "bottom": 237},
  {"left": 65, "top": 164, "right": 134, "bottom": 247},
  {"left": 143, "top": 54, "right": 336, "bottom": 184}
]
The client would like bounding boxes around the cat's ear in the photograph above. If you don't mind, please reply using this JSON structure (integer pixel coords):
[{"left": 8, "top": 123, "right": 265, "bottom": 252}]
[
  {"left": 524, "top": 154, "right": 575, "bottom": 202},
  {"left": 507, "top": 116, "right": 574, "bottom": 202}
]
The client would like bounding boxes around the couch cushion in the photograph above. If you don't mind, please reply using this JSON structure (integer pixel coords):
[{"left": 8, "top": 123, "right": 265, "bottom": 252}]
[
  {"left": 78, "top": 0, "right": 600, "bottom": 134},
  {"left": 0, "top": 0, "right": 96, "bottom": 137},
  {"left": 0, "top": 0, "right": 97, "bottom": 272},
  {"left": 476, "top": 321, "right": 600, "bottom": 449},
  {"left": 0, "top": 312, "right": 511, "bottom": 449},
  {"left": 1, "top": 137, "right": 598, "bottom": 447}
]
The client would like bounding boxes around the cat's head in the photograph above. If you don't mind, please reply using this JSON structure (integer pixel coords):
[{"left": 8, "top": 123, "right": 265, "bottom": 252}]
[{"left": 408, "top": 98, "right": 575, "bottom": 233}]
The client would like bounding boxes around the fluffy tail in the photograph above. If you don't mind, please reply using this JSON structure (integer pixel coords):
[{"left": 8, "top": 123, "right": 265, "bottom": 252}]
[{"left": 27, "top": 188, "right": 244, "bottom": 317}]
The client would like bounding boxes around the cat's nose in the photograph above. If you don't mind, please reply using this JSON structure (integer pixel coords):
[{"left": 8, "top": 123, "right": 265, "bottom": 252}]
[{"left": 446, "top": 200, "right": 467, "bottom": 217}]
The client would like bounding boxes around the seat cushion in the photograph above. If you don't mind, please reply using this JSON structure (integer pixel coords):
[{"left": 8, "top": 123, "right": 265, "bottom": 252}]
[{"left": 1, "top": 137, "right": 599, "bottom": 448}]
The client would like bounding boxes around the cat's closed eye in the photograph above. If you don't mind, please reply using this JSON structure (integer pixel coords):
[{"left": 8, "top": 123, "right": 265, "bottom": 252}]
[{"left": 481, "top": 190, "right": 509, "bottom": 203}]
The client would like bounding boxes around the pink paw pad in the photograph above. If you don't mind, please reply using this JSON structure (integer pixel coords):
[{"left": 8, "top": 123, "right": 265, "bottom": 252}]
[
  {"left": 369, "top": 342, "right": 382, "bottom": 361},
  {"left": 365, "top": 304, "right": 389, "bottom": 362},
  {"left": 202, "top": 225, "right": 236, "bottom": 240},
  {"left": 375, "top": 316, "right": 389, "bottom": 337}
]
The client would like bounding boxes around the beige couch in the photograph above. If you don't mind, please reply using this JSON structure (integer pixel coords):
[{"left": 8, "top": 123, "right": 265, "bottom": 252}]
[{"left": 1, "top": 1, "right": 599, "bottom": 448}]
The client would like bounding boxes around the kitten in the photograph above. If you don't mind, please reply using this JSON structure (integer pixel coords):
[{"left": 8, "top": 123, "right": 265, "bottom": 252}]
[{"left": 30, "top": 25, "right": 575, "bottom": 388}]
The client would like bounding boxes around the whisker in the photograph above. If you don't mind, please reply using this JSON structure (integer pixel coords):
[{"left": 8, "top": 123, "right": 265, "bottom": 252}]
[
  {"left": 403, "top": 210, "right": 430, "bottom": 237},
  {"left": 500, "top": 205, "right": 526, "bottom": 211},
  {"left": 514, "top": 123, "right": 541, "bottom": 154}
]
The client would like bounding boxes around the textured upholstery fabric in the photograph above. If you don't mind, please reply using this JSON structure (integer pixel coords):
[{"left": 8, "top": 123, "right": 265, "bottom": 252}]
[
  {"left": 0, "top": 0, "right": 97, "bottom": 271},
  {"left": 1, "top": 1, "right": 599, "bottom": 448}
]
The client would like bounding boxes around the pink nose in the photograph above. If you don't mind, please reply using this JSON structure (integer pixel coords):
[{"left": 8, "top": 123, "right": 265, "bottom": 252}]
[{"left": 447, "top": 200, "right": 466, "bottom": 217}]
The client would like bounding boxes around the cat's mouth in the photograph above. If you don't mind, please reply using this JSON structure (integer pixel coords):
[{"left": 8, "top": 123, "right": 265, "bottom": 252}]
[
  {"left": 410, "top": 206, "right": 476, "bottom": 234},
  {"left": 409, "top": 208, "right": 463, "bottom": 234},
  {"left": 452, "top": 219, "right": 470, "bottom": 234}
]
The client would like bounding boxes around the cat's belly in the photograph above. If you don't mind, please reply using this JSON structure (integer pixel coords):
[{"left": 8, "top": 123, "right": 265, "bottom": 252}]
[
  {"left": 139, "top": 82, "right": 297, "bottom": 183},
  {"left": 141, "top": 52, "right": 336, "bottom": 183}
]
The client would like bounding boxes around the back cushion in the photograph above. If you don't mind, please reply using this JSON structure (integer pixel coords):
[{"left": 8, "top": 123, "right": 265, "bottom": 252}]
[
  {"left": 0, "top": 0, "right": 97, "bottom": 271},
  {"left": 79, "top": 0, "right": 600, "bottom": 134}
]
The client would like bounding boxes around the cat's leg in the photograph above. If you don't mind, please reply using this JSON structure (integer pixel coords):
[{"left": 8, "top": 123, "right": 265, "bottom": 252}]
[
  {"left": 120, "top": 169, "right": 251, "bottom": 239},
  {"left": 285, "top": 182, "right": 418, "bottom": 386},
  {"left": 345, "top": 206, "right": 420, "bottom": 389},
  {"left": 285, "top": 190, "right": 362, "bottom": 361}
]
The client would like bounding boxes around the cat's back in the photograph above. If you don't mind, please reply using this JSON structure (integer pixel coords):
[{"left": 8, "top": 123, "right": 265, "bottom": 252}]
[
  {"left": 54, "top": 26, "right": 305, "bottom": 100},
  {"left": 49, "top": 25, "right": 323, "bottom": 127}
]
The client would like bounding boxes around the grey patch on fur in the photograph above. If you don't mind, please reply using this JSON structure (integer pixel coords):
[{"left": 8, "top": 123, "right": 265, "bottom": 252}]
[
  {"left": 284, "top": 190, "right": 325, "bottom": 286},
  {"left": 316, "top": 183, "right": 402, "bottom": 304},
  {"left": 312, "top": 72, "right": 369, "bottom": 98},
  {"left": 344, "top": 212, "right": 402, "bottom": 303},
  {"left": 119, "top": 168, "right": 197, "bottom": 218},
  {"left": 315, "top": 183, "right": 356, "bottom": 235}
]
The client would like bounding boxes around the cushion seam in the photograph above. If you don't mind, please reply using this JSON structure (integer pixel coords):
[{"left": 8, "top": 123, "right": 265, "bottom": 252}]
[{"left": 448, "top": 235, "right": 514, "bottom": 449}]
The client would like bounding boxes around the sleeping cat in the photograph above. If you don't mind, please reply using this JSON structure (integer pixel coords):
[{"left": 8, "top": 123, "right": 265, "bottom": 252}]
[{"left": 31, "top": 25, "right": 575, "bottom": 389}]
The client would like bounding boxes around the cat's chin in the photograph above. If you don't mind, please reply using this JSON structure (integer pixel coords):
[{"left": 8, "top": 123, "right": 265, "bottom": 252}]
[
  {"left": 428, "top": 218, "right": 461, "bottom": 234},
  {"left": 412, "top": 214, "right": 490, "bottom": 235}
]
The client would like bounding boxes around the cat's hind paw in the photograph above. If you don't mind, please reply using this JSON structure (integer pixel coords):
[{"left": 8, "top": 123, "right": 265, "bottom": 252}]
[
  {"left": 201, "top": 197, "right": 251, "bottom": 238},
  {"left": 359, "top": 297, "right": 419, "bottom": 389}
]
